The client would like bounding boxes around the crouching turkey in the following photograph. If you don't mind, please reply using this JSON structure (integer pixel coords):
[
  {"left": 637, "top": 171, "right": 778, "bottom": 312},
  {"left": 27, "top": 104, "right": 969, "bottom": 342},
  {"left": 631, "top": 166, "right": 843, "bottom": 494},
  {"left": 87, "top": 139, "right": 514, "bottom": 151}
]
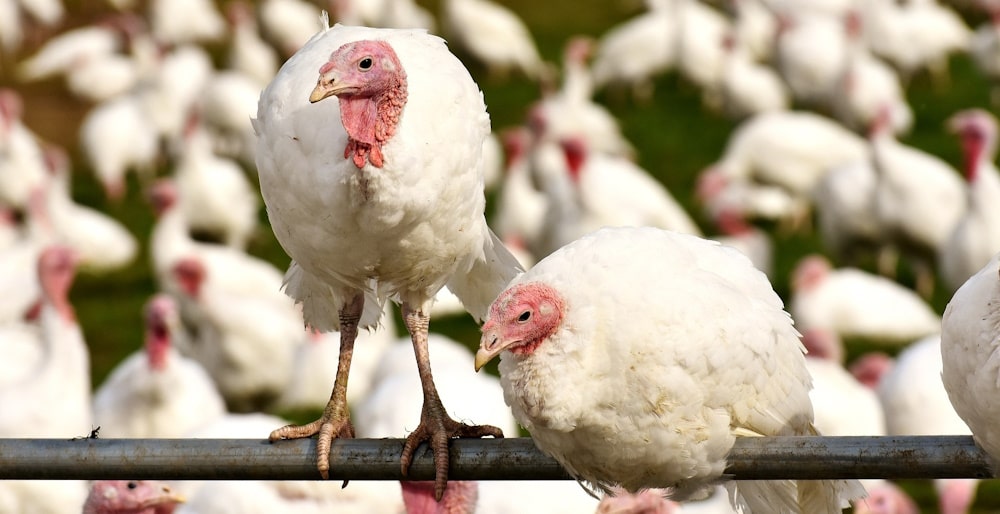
[{"left": 475, "top": 226, "right": 866, "bottom": 513}]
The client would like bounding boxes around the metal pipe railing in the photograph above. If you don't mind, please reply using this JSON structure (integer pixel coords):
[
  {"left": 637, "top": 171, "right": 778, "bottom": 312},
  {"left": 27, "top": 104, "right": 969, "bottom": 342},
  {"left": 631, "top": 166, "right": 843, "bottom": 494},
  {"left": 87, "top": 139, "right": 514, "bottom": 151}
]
[{"left": 0, "top": 436, "right": 992, "bottom": 481}]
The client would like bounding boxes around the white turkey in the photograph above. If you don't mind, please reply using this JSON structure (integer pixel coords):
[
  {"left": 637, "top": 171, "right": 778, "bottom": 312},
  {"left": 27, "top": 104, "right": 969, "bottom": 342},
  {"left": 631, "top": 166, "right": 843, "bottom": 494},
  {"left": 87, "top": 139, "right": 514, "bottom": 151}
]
[
  {"left": 148, "top": 0, "right": 226, "bottom": 46},
  {"left": 717, "top": 31, "right": 789, "bottom": 120},
  {"left": 259, "top": 0, "right": 323, "bottom": 55},
  {"left": 0, "top": 88, "right": 49, "bottom": 210},
  {"left": 880, "top": 334, "right": 979, "bottom": 514},
  {"left": 701, "top": 111, "right": 868, "bottom": 222},
  {"left": 475, "top": 226, "right": 865, "bottom": 513},
  {"left": 774, "top": 13, "right": 848, "bottom": 107},
  {"left": 0, "top": 246, "right": 91, "bottom": 438},
  {"left": 92, "top": 294, "right": 227, "bottom": 438},
  {"left": 675, "top": 0, "right": 730, "bottom": 98},
  {"left": 79, "top": 92, "right": 159, "bottom": 200},
  {"left": 831, "top": 12, "right": 913, "bottom": 135},
  {"left": 225, "top": 1, "right": 280, "bottom": 87},
  {"left": 535, "top": 135, "right": 701, "bottom": 256},
  {"left": 147, "top": 179, "right": 283, "bottom": 304},
  {"left": 171, "top": 117, "right": 259, "bottom": 249},
  {"left": 34, "top": 145, "right": 139, "bottom": 273},
  {"left": 588, "top": 1, "right": 676, "bottom": 100},
  {"left": 170, "top": 255, "right": 299, "bottom": 411},
  {"left": 860, "top": 0, "right": 971, "bottom": 83},
  {"left": 811, "top": 156, "right": 882, "bottom": 265},
  {"left": 197, "top": 70, "right": 266, "bottom": 166},
  {"left": 789, "top": 254, "right": 940, "bottom": 345},
  {"left": 869, "top": 105, "right": 967, "bottom": 297},
  {"left": 493, "top": 127, "right": 547, "bottom": 254},
  {"left": 253, "top": 22, "right": 523, "bottom": 497},
  {"left": 0, "top": 246, "right": 91, "bottom": 514},
  {"left": 941, "top": 252, "right": 1000, "bottom": 499},
  {"left": 526, "top": 39, "right": 635, "bottom": 160},
  {"left": 441, "top": 0, "right": 546, "bottom": 79},
  {"left": 938, "top": 109, "right": 1000, "bottom": 292}
]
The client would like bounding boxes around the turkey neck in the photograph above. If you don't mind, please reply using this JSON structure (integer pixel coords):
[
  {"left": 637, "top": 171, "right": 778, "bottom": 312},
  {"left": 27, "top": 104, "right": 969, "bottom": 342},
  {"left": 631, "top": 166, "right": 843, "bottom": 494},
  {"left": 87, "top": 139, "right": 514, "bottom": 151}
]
[{"left": 339, "top": 73, "right": 408, "bottom": 169}]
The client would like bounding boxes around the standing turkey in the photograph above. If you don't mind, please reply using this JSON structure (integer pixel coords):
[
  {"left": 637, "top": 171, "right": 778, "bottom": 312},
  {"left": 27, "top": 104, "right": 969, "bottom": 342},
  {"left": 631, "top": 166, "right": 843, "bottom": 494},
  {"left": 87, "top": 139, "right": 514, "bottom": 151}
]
[
  {"left": 475, "top": 226, "right": 865, "bottom": 513},
  {"left": 253, "top": 21, "right": 522, "bottom": 499}
]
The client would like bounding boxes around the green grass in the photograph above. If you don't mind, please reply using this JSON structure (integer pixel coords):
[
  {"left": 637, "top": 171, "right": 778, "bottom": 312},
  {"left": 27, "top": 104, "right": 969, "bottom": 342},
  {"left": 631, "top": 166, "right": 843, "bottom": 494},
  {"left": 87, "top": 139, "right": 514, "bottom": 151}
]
[{"left": 2, "top": 0, "right": 999, "bottom": 511}]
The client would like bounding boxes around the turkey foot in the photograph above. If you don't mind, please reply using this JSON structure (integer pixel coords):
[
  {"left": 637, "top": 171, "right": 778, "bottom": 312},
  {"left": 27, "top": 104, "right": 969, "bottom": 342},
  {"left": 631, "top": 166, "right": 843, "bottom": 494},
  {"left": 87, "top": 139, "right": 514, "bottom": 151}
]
[
  {"left": 270, "top": 292, "right": 363, "bottom": 480},
  {"left": 268, "top": 401, "right": 355, "bottom": 479},
  {"left": 399, "top": 395, "right": 504, "bottom": 501}
]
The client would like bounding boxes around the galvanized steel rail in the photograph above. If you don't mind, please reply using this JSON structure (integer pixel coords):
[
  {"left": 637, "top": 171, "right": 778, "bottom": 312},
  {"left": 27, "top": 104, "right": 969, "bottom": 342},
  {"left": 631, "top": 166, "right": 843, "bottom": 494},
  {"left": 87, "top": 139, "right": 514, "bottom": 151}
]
[{"left": 0, "top": 436, "right": 992, "bottom": 481}]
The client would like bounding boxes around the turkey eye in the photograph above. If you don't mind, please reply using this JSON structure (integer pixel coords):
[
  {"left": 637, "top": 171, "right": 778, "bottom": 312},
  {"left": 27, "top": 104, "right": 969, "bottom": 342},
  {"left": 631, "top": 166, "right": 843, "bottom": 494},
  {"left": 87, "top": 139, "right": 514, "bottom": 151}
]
[
  {"left": 127, "top": 482, "right": 137, "bottom": 489},
  {"left": 517, "top": 311, "right": 531, "bottom": 323},
  {"left": 359, "top": 57, "right": 373, "bottom": 70}
]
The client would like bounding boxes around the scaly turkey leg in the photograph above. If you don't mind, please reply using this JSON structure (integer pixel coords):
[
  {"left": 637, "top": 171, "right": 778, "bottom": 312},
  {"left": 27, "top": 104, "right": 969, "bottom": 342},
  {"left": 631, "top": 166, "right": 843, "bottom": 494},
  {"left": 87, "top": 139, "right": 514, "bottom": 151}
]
[
  {"left": 269, "top": 292, "right": 363, "bottom": 479},
  {"left": 398, "top": 304, "right": 505, "bottom": 501}
]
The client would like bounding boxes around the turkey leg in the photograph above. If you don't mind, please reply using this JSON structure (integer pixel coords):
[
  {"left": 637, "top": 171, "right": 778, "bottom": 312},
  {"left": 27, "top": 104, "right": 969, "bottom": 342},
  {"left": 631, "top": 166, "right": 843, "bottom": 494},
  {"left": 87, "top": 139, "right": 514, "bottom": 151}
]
[
  {"left": 268, "top": 292, "right": 363, "bottom": 479},
  {"left": 398, "top": 304, "right": 505, "bottom": 501}
]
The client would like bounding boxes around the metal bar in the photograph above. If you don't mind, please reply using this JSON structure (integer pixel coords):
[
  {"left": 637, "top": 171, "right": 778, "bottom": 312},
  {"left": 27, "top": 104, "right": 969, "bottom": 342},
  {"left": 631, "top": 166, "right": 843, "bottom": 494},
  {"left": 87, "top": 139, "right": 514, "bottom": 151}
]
[{"left": 0, "top": 436, "right": 993, "bottom": 481}]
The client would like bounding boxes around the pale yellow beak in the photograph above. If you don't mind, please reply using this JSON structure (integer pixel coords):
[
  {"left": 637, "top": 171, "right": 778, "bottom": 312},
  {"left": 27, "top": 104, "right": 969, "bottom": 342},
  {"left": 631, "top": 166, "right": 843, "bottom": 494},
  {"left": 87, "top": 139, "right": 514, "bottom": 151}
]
[
  {"left": 474, "top": 328, "right": 507, "bottom": 372},
  {"left": 309, "top": 72, "right": 340, "bottom": 103}
]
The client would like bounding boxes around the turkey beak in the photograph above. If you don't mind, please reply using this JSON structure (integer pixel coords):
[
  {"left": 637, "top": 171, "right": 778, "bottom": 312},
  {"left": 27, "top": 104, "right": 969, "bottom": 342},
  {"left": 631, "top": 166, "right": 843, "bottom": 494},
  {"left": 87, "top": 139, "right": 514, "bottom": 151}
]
[
  {"left": 475, "top": 327, "right": 508, "bottom": 372},
  {"left": 309, "top": 71, "right": 341, "bottom": 103}
]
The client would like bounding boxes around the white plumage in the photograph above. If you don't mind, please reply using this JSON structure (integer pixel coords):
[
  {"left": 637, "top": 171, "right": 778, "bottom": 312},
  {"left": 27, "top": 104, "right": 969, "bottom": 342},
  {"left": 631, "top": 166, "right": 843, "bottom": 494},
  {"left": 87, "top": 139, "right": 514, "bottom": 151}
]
[
  {"left": 589, "top": 2, "right": 676, "bottom": 98},
  {"left": 938, "top": 109, "right": 1000, "bottom": 292},
  {"left": 254, "top": 22, "right": 522, "bottom": 491},
  {"left": 942, "top": 252, "right": 1000, "bottom": 466},
  {"left": 535, "top": 137, "right": 701, "bottom": 256},
  {"left": 476, "top": 226, "right": 864, "bottom": 513},
  {"left": 92, "top": 294, "right": 226, "bottom": 438},
  {"left": 171, "top": 121, "right": 259, "bottom": 249},
  {"left": 442, "top": 0, "right": 546, "bottom": 79},
  {"left": 36, "top": 151, "right": 139, "bottom": 273},
  {"left": 79, "top": 93, "right": 159, "bottom": 199},
  {"left": 870, "top": 108, "right": 967, "bottom": 294},
  {"left": 706, "top": 111, "right": 868, "bottom": 201},
  {"left": 880, "top": 334, "right": 980, "bottom": 514},
  {"left": 789, "top": 255, "right": 940, "bottom": 344},
  {"left": 148, "top": 0, "right": 226, "bottom": 45}
]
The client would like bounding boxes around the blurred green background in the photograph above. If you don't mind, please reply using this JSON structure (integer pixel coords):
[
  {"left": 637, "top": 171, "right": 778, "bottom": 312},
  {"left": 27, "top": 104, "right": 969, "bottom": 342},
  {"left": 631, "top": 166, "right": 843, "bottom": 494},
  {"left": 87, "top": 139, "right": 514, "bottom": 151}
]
[{"left": 0, "top": 0, "right": 998, "bottom": 511}]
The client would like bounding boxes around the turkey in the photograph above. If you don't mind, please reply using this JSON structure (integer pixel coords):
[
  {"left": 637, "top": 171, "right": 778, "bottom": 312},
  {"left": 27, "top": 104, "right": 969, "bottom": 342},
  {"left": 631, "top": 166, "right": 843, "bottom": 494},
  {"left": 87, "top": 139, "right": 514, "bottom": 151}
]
[
  {"left": 35, "top": 145, "right": 139, "bottom": 273},
  {"left": 880, "top": 335, "right": 979, "bottom": 514},
  {"left": 170, "top": 256, "right": 299, "bottom": 411},
  {"left": 942, "top": 252, "right": 1000, "bottom": 467},
  {"left": 253, "top": 22, "right": 523, "bottom": 498},
  {"left": 441, "top": 0, "right": 546, "bottom": 80},
  {"left": 0, "top": 88, "right": 49, "bottom": 210},
  {"left": 789, "top": 254, "right": 940, "bottom": 345},
  {"left": 171, "top": 117, "right": 259, "bottom": 249},
  {"left": 225, "top": 1, "right": 280, "bottom": 87},
  {"left": 475, "top": 226, "right": 865, "bottom": 513},
  {"left": 92, "top": 294, "right": 227, "bottom": 438},
  {"left": 588, "top": 1, "right": 676, "bottom": 100},
  {"left": 535, "top": 135, "right": 701, "bottom": 256},
  {"left": 869, "top": 105, "right": 967, "bottom": 297},
  {"left": 0, "top": 246, "right": 91, "bottom": 438},
  {"left": 0, "top": 246, "right": 91, "bottom": 514},
  {"left": 83, "top": 480, "right": 186, "bottom": 514},
  {"left": 938, "top": 109, "right": 1000, "bottom": 292}
]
